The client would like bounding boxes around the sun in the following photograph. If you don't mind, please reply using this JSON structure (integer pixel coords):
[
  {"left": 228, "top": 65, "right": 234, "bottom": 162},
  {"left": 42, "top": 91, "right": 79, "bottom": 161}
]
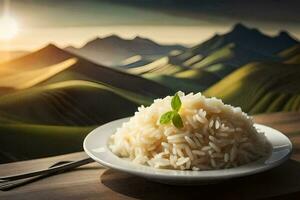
[{"left": 0, "top": 16, "right": 18, "bottom": 40}]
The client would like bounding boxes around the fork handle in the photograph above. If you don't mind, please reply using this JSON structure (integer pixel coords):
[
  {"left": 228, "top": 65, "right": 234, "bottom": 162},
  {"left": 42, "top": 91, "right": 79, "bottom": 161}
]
[{"left": 0, "top": 158, "right": 94, "bottom": 182}]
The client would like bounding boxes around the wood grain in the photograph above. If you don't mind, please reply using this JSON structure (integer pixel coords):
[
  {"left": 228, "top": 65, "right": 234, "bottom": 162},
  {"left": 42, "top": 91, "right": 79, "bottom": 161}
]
[{"left": 0, "top": 112, "right": 300, "bottom": 200}]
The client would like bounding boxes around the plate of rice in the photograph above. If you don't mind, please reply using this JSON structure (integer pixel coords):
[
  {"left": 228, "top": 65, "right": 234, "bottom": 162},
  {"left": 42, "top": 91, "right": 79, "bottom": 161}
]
[{"left": 84, "top": 92, "right": 292, "bottom": 185}]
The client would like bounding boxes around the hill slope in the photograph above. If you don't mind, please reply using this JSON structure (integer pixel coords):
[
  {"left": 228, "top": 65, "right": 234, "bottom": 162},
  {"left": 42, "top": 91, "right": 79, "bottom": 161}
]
[
  {"left": 279, "top": 44, "right": 300, "bottom": 59},
  {"left": 204, "top": 62, "right": 300, "bottom": 114},
  {"left": 0, "top": 44, "right": 172, "bottom": 98},
  {"left": 0, "top": 44, "right": 72, "bottom": 74},
  {"left": 0, "top": 124, "right": 93, "bottom": 163},
  {"left": 0, "top": 79, "right": 152, "bottom": 162},
  {"left": 0, "top": 58, "right": 77, "bottom": 89},
  {"left": 0, "top": 80, "right": 149, "bottom": 126},
  {"left": 279, "top": 44, "right": 300, "bottom": 63}
]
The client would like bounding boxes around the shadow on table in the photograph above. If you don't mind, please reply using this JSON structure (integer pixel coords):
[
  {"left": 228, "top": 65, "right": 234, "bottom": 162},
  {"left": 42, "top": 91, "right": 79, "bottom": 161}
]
[{"left": 101, "top": 159, "right": 300, "bottom": 200}]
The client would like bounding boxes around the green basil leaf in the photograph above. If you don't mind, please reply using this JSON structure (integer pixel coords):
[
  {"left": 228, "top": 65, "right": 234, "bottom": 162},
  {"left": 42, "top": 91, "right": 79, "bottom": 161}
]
[
  {"left": 171, "top": 93, "right": 181, "bottom": 112},
  {"left": 172, "top": 113, "right": 184, "bottom": 128},
  {"left": 159, "top": 111, "right": 175, "bottom": 124}
]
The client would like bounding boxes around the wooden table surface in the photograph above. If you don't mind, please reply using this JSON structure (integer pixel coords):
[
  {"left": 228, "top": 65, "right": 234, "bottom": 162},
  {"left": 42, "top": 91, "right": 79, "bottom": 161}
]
[{"left": 1, "top": 112, "right": 300, "bottom": 200}]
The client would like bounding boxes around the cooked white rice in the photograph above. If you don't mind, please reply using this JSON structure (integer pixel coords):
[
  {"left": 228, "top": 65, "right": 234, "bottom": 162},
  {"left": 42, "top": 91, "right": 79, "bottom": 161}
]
[{"left": 109, "top": 92, "right": 271, "bottom": 170}]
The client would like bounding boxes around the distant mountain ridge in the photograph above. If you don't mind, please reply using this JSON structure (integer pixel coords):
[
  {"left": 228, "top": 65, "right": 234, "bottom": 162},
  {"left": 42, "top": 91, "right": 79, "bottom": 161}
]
[
  {"left": 190, "top": 23, "right": 298, "bottom": 56},
  {"left": 127, "top": 23, "right": 299, "bottom": 92},
  {"left": 65, "top": 35, "right": 186, "bottom": 66}
]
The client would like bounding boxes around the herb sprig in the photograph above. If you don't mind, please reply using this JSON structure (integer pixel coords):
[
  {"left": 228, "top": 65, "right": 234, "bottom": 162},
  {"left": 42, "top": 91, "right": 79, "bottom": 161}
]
[{"left": 159, "top": 93, "right": 184, "bottom": 128}]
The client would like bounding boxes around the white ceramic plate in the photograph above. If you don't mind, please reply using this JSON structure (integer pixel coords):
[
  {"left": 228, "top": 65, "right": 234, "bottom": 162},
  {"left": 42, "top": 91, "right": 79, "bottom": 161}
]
[{"left": 83, "top": 117, "right": 292, "bottom": 185}]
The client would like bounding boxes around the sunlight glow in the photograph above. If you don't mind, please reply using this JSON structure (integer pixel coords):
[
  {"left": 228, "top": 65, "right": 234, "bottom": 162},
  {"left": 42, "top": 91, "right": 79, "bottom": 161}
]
[{"left": 0, "top": 16, "right": 18, "bottom": 40}]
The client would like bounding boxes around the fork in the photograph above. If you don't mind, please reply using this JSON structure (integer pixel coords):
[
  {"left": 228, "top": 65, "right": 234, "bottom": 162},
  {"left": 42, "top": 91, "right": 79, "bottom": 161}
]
[{"left": 0, "top": 157, "right": 95, "bottom": 191}]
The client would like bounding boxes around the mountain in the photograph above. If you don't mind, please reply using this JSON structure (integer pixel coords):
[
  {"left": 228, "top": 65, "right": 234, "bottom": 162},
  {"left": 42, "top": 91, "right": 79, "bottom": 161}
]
[
  {"left": 0, "top": 50, "right": 28, "bottom": 64},
  {"left": 65, "top": 35, "right": 186, "bottom": 66},
  {"left": 0, "top": 44, "right": 75, "bottom": 87},
  {"left": 174, "top": 24, "right": 298, "bottom": 71},
  {"left": 178, "top": 24, "right": 297, "bottom": 70},
  {"left": 0, "top": 44, "right": 71, "bottom": 78},
  {"left": 127, "top": 24, "right": 298, "bottom": 92},
  {"left": 204, "top": 61, "right": 300, "bottom": 114},
  {"left": 190, "top": 23, "right": 299, "bottom": 56},
  {"left": 0, "top": 44, "right": 172, "bottom": 98}
]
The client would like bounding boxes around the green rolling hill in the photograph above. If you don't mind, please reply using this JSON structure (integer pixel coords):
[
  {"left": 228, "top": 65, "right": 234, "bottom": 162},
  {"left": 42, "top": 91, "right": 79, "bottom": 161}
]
[
  {"left": 0, "top": 79, "right": 152, "bottom": 162},
  {"left": 0, "top": 124, "right": 94, "bottom": 163},
  {"left": 204, "top": 62, "right": 300, "bottom": 114},
  {"left": 0, "top": 80, "right": 150, "bottom": 126},
  {"left": 192, "top": 43, "right": 279, "bottom": 73},
  {"left": 0, "top": 44, "right": 173, "bottom": 163}
]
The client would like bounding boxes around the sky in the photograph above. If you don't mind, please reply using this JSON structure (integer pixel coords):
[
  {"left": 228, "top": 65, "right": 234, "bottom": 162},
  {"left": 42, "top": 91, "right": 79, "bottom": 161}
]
[{"left": 0, "top": 0, "right": 299, "bottom": 51}]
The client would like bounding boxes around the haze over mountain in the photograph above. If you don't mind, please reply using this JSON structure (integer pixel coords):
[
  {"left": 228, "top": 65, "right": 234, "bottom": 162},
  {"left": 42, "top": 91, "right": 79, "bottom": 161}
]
[{"left": 65, "top": 35, "right": 186, "bottom": 66}]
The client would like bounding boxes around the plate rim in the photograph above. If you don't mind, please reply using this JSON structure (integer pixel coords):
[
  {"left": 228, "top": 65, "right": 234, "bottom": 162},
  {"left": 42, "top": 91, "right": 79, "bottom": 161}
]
[{"left": 83, "top": 117, "right": 293, "bottom": 181}]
